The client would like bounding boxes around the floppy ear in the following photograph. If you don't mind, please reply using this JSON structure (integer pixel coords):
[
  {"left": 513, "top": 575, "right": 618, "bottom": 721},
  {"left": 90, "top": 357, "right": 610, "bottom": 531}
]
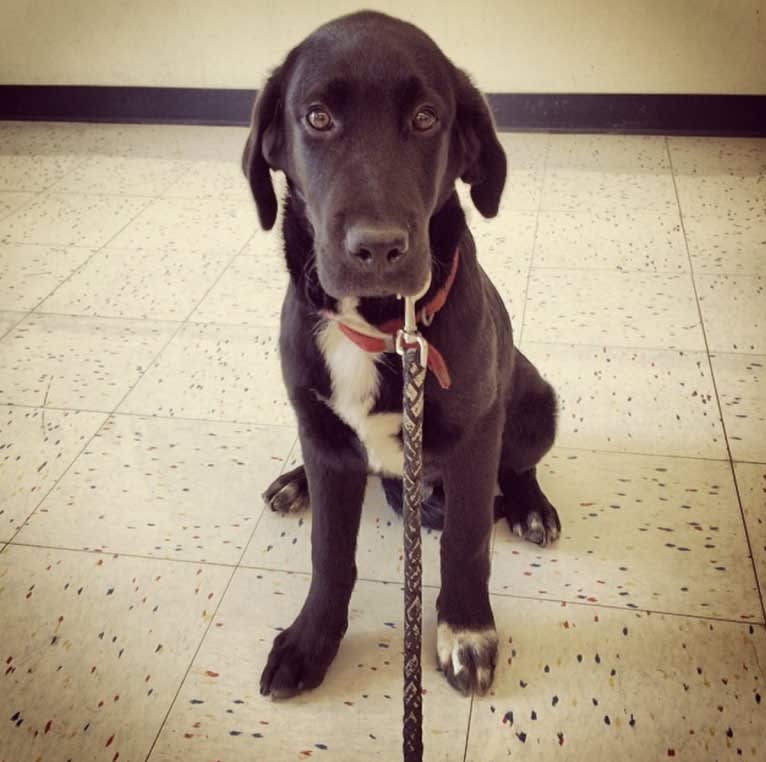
[
  {"left": 242, "top": 67, "right": 285, "bottom": 230},
  {"left": 453, "top": 71, "right": 507, "bottom": 218}
]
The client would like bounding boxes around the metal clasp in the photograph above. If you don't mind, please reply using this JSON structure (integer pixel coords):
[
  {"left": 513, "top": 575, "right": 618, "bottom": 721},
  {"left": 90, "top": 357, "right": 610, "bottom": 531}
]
[{"left": 396, "top": 296, "right": 429, "bottom": 367}]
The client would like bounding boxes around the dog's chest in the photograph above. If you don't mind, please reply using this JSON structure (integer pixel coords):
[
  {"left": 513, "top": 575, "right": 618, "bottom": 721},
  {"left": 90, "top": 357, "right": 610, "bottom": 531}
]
[{"left": 317, "top": 306, "right": 403, "bottom": 476}]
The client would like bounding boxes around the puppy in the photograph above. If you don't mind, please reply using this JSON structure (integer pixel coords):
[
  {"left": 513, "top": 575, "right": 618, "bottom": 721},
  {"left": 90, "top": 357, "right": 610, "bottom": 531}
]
[{"left": 242, "top": 10, "right": 561, "bottom": 698}]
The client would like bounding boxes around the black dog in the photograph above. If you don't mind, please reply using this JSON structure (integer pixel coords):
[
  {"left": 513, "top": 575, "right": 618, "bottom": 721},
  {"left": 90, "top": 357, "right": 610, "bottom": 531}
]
[{"left": 243, "top": 10, "right": 561, "bottom": 699}]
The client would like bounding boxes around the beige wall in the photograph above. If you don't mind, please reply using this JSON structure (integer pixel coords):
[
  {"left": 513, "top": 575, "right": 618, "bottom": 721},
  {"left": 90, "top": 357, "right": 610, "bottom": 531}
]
[{"left": 1, "top": 0, "right": 765, "bottom": 94}]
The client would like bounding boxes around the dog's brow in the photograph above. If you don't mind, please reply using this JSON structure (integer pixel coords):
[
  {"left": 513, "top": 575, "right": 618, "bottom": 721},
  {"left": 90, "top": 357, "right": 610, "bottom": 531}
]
[
  {"left": 304, "top": 77, "right": 352, "bottom": 109},
  {"left": 399, "top": 76, "right": 429, "bottom": 104}
]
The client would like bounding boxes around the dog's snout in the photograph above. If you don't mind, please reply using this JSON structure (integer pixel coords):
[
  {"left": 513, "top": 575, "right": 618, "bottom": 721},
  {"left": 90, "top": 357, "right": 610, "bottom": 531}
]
[{"left": 345, "top": 226, "right": 409, "bottom": 266}]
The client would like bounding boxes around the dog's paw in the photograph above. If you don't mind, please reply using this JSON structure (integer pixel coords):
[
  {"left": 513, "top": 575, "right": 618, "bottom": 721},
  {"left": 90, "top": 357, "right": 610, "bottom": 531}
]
[
  {"left": 436, "top": 623, "right": 498, "bottom": 696},
  {"left": 511, "top": 492, "right": 561, "bottom": 547},
  {"left": 499, "top": 470, "right": 561, "bottom": 547},
  {"left": 263, "top": 464, "right": 310, "bottom": 514},
  {"left": 260, "top": 621, "right": 341, "bottom": 699}
]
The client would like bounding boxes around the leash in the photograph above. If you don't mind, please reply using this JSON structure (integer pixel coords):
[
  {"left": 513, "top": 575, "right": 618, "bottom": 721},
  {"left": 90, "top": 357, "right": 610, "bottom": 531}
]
[
  {"left": 396, "top": 296, "right": 428, "bottom": 762},
  {"left": 330, "top": 252, "right": 460, "bottom": 761}
]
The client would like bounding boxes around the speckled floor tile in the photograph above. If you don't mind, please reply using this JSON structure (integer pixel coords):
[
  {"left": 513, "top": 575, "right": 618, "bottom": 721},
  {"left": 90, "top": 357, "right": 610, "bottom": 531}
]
[
  {"left": 668, "top": 137, "right": 766, "bottom": 175},
  {"left": 710, "top": 353, "right": 766, "bottom": 463},
  {"left": 163, "top": 160, "right": 251, "bottom": 199},
  {"left": 0, "top": 243, "right": 94, "bottom": 311},
  {"left": 39, "top": 247, "right": 232, "bottom": 320},
  {"left": 189, "top": 256, "right": 287, "bottom": 327},
  {"left": 523, "top": 270, "right": 704, "bottom": 350},
  {"left": 0, "top": 155, "right": 82, "bottom": 192},
  {"left": 0, "top": 192, "right": 151, "bottom": 247},
  {"left": 491, "top": 448, "right": 761, "bottom": 620},
  {"left": 533, "top": 208, "right": 688, "bottom": 271},
  {"left": 0, "top": 407, "right": 106, "bottom": 542},
  {"left": 1, "top": 124, "right": 764, "bottom": 762},
  {"left": 0, "top": 545, "right": 232, "bottom": 762},
  {"left": 0, "top": 121, "right": 88, "bottom": 156},
  {"left": 498, "top": 132, "right": 549, "bottom": 170},
  {"left": 685, "top": 212, "right": 766, "bottom": 275},
  {"left": 541, "top": 169, "right": 677, "bottom": 211},
  {"left": 0, "top": 192, "right": 35, "bottom": 221},
  {"left": 522, "top": 343, "right": 727, "bottom": 459},
  {"left": 49, "top": 156, "right": 192, "bottom": 196},
  {"left": 107, "top": 196, "right": 257, "bottom": 254},
  {"left": 148, "top": 568, "right": 471, "bottom": 762},
  {"left": 734, "top": 463, "right": 766, "bottom": 595},
  {"left": 675, "top": 174, "right": 766, "bottom": 217},
  {"left": 0, "top": 314, "right": 176, "bottom": 411},
  {"left": 547, "top": 134, "right": 669, "bottom": 171},
  {"left": 244, "top": 475, "right": 446, "bottom": 588},
  {"left": 119, "top": 322, "right": 293, "bottom": 425},
  {"left": 465, "top": 597, "right": 766, "bottom": 761},
  {"left": 697, "top": 274, "right": 765, "bottom": 354},
  {"left": 16, "top": 415, "right": 294, "bottom": 563}
]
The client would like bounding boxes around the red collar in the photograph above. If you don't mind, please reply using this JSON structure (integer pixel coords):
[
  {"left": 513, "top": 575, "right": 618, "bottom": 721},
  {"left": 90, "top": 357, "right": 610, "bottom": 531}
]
[{"left": 329, "top": 250, "right": 459, "bottom": 390}]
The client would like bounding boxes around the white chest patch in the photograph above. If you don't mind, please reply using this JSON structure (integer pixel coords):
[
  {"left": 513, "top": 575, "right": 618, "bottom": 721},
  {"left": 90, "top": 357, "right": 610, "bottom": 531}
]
[{"left": 317, "top": 300, "right": 403, "bottom": 476}]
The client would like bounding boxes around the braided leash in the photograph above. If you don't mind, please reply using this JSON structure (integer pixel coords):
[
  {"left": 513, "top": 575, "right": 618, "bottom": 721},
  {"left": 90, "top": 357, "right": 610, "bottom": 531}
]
[{"left": 396, "top": 297, "right": 427, "bottom": 762}]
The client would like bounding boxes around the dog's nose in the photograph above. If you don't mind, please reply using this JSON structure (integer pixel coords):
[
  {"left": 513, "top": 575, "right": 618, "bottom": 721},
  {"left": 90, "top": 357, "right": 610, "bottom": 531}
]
[{"left": 345, "top": 225, "right": 409, "bottom": 266}]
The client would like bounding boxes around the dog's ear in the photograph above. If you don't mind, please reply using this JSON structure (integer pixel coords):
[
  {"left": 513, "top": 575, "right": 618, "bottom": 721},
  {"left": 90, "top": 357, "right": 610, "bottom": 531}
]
[
  {"left": 242, "top": 67, "right": 285, "bottom": 231},
  {"left": 453, "top": 70, "right": 507, "bottom": 218}
]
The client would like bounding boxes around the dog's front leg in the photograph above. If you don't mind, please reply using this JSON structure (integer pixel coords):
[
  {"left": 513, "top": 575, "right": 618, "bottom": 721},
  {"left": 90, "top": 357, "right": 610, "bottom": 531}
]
[
  {"left": 436, "top": 410, "right": 502, "bottom": 696},
  {"left": 260, "top": 443, "right": 366, "bottom": 699}
]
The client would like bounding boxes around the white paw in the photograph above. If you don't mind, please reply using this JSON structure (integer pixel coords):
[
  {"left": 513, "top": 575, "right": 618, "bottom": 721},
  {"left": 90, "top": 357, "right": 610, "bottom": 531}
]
[{"left": 436, "top": 623, "right": 498, "bottom": 695}]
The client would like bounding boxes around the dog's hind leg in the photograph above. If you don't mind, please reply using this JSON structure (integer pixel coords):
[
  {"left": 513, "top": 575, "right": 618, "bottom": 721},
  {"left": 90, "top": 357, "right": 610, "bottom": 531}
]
[
  {"left": 497, "top": 351, "right": 561, "bottom": 546},
  {"left": 263, "top": 464, "right": 310, "bottom": 514}
]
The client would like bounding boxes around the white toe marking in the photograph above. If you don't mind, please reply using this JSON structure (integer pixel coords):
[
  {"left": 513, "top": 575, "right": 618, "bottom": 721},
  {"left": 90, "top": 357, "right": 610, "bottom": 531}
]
[{"left": 436, "top": 622, "right": 498, "bottom": 674}]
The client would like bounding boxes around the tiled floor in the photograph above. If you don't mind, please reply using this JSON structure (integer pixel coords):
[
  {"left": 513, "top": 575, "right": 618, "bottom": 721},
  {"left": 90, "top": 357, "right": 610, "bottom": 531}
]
[{"left": 0, "top": 122, "right": 764, "bottom": 761}]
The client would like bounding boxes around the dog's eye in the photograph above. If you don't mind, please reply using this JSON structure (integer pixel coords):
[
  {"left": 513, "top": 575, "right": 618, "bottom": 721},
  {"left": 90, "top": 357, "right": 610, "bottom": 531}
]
[
  {"left": 413, "top": 108, "right": 437, "bottom": 132},
  {"left": 306, "top": 108, "right": 333, "bottom": 131}
]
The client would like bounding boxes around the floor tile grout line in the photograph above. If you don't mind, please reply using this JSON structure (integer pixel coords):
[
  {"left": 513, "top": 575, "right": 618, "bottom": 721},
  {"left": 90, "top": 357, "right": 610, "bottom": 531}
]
[
  {"left": 235, "top": 434, "right": 301, "bottom": 567},
  {"left": 0, "top": 153, "right": 93, "bottom": 223},
  {"left": 519, "top": 338, "right": 755, "bottom": 355},
  {"left": 3, "top": 537, "right": 764, "bottom": 632},
  {"left": 4, "top": 540, "right": 243, "bottom": 569},
  {"left": 667, "top": 136, "right": 766, "bottom": 626},
  {"left": 101, "top": 237, "right": 249, "bottom": 421},
  {"left": 0, "top": 310, "right": 27, "bottom": 340},
  {"left": 143, "top": 561, "right": 242, "bottom": 762},
  {"left": 488, "top": 586, "right": 766, "bottom": 628},
  {"left": 5, "top": 411, "right": 113, "bottom": 547},
  {"left": 0, "top": 401, "right": 298, "bottom": 432},
  {"left": 515, "top": 133, "right": 550, "bottom": 349},
  {"left": 4, "top": 399, "right": 761, "bottom": 466},
  {"left": 22, "top": 308, "right": 280, "bottom": 332},
  {"left": 462, "top": 692, "right": 475, "bottom": 762}
]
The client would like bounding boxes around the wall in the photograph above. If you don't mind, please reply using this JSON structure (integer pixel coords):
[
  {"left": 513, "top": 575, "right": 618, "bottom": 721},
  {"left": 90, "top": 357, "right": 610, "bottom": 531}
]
[{"left": 1, "top": 0, "right": 764, "bottom": 94}]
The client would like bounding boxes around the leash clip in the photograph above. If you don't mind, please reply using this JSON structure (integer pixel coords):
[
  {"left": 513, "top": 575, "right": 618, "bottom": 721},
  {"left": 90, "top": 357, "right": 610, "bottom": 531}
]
[{"left": 396, "top": 295, "right": 429, "bottom": 368}]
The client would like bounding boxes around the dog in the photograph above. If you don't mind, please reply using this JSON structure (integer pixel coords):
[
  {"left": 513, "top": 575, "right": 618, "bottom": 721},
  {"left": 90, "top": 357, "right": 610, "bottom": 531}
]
[{"left": 242, "top": 10, "right": 561, "bottom": 699}]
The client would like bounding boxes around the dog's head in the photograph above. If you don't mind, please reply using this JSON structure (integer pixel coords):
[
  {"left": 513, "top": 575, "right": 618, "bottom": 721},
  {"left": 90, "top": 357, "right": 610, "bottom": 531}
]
[{"left": 242, "top": 10, "right": 506, "bottom": 300}]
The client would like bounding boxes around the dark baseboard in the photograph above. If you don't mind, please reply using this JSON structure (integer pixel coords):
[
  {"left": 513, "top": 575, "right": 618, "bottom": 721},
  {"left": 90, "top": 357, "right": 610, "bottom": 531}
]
[{"left": 0, "top": 85, "right": 764, "bottom": 136}]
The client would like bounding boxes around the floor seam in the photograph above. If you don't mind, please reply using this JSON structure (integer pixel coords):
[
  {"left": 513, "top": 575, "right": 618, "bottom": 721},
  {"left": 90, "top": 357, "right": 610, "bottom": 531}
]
[{"left": 667, "top": 135, "right": 766, "bottom": 626}]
